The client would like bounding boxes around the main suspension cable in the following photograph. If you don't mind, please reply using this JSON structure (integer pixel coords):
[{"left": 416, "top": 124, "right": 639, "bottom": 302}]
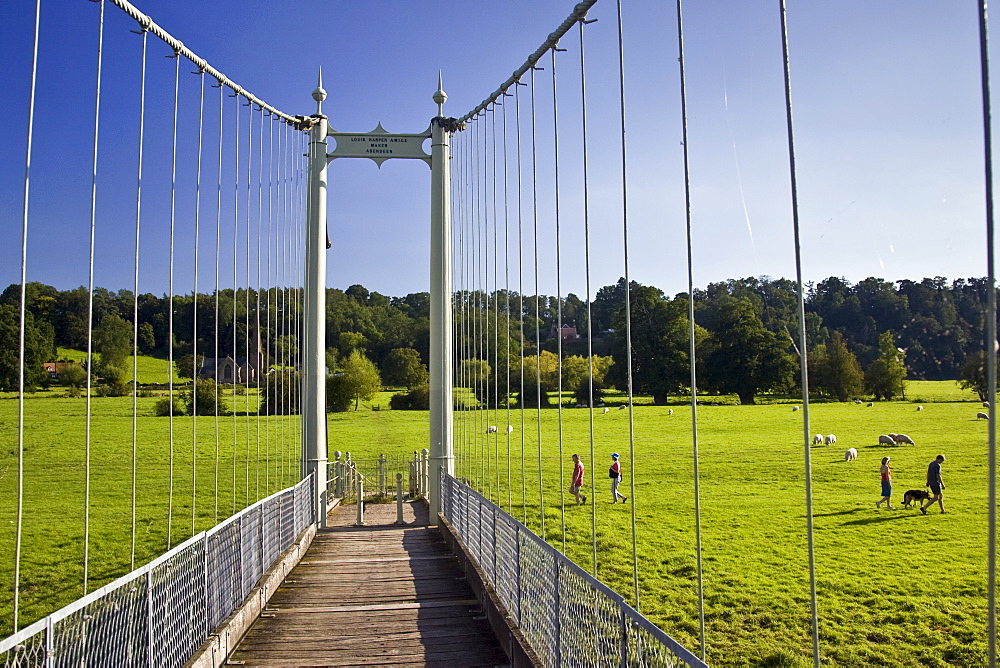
[
  {"left": 551, "top": 47, "right": 567, "bottom": 554},
  {"left": 166, "top": 48, "right": 180, "bottom": 549}
]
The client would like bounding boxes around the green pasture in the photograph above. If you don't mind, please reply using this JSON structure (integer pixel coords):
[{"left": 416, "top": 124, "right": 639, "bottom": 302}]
[
  {"left": 0, "top": 380, "right": 993, "bottom": 666},
  {"left": 55, "top": 347, "right": 184, "bottom": 385}
]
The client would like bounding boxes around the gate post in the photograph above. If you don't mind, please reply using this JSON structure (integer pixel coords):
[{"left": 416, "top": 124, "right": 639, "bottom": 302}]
[
  {"left": 303, "top": 71, "right": 329, "bottom": 528},
  {"left": 429, "top": 74, "right": 454, "bottom": 525}
]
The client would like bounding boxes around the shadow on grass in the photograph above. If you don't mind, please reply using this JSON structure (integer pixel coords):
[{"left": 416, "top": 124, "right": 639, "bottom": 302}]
[
  {"left": 841, "top": 512, "right": 922, "bottom": 526},
  {"left": 812, "top": 508, "right": 864, "bottom": 518}
]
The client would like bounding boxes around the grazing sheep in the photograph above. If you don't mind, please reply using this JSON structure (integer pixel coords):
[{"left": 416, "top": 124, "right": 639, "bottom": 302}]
[
  {"left": 792, "top": 406, "right": 800, "bottom": 412},
  {"left": 887, "top": 433, "right": 898, "bottom": 441},
  {"left": 603, "top": 407, "right": 610, "bottom": 414},
  {"left": 866, "top": 402, "right": 874, "bottom": 407},
  {"left": 893, "top": 433, "right": 915, "bottom": 446},
  {"left": 619, "top": 404, "right": 626, "bottom": 410},
  {"left": 487, "top": 425, "right": 498, "bottom": 434},
  {"left": 844, "top": 448, "right": 858, "bottom": 462},
  {"left": 506, "top": 425, "right": 514, "bottom": 434},
  {"left": 978, "top": 412, "right": 990, "bottom": 420},
  {"left": 878, "top": 435, "right": 896, "bottom": 446},
  {"left": 825, "top": 434, "right": 837, "bottom": 445},
  {"left": 812, "top": 434, "right": 823, "bottom": 446},
  {"left": 668, "top": 409, "right": 674, "bottom": 416},
  {"left": 985, "top": 402, "right": 991, "bottom": 408},
  {"left": 597, "top": 402, "right": 606, "bottom": 408},
  {"left": 854, "top": 399, "right": 862, "bottom": 404},
  {"left": 917, "top": 405, "right": 923, "bottom": 411}
]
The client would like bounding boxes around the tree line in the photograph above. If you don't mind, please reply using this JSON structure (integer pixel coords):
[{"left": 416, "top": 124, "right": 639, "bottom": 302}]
[{"left": 1, "top": 275, "right": 995, "bottom": 405}]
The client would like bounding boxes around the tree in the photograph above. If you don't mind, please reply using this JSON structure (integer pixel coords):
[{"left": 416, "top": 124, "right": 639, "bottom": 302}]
[
  {"left": 341, "top": 349, "right": 381, "bottom": 410},
  {"left": 812, "top": 331, "right": 864, "bottom": 401},
  {"left": 137, "top": 321, "right": 156, "bottom": 354},
  {"left": 459, "top": 358, "right": 493, "bottom": 406},
  {"left": 700, "top": 297, "right": 795, "bottom": 405},
  {"left": 175, "top": 353, "right": 204, "bottom": 380},
  {"left": 182, "top": 378, "right": 227, "bottom": 416},
  {"left": 97, "top": 364, "right": 130, "bottom": 397},
  {"left": 959, "top": 350, "right": 991, "bottom": 402},
  {"left": 865, "top": 331, "right": 907, "bottom": 401},
  {"left": 93, "top": 313, "right": 132, "bottom": 373},
  {"left": 260, "top": 369, "right": 300, "bottom": 415},
  {"left": 0, "top": 304, "right": 50, "bottom": 392},
  {"left": 59, "top": 364, "right": 87, "bottom": 397},
  {"left": 382, "top": 347, "right": 429, "bottom": 388}
]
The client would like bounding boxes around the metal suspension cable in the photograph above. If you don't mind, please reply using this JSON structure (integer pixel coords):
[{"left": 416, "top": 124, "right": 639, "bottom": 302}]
[
  {"left": 232, "top": 90, "right": 240, "bottom": 514},
  {"left": 265, "top": 112, "right": 273, "bottom": 494},
  {"left": 475, "top": 117, "right": 487, "bottom": 496},
  {"left": 13, "top": 0, "right": 42, "bottom": 632},
  {"left": 578, "top": 18, "right": 599, "bottom": 577},
  {"left": 501, "top": 92, "right": 513, "bottom": 512},
  {"left": 244, "top": 98, "right": 253, "bottom": 507},
  {"left": 551, "top": 47, "right": 567, "bottom": 554},
  {"left": 166, "top": 48, "right": 180, "bottom": 549},
  {"left": 191, "top": 64, "right": 206, "bottom": 539},
  {"left": 458, "top": 0, "right": 598, "bottom": 123},
  {"left": 777, "top": 2, "right": 820, "bottom": 664},
  {"left": 490, "top": 105, "right": 502, "bottom": 507},
  {"left": 976, "top": 1, "right": 998, "bottom": 663},
  {"left": 458, "top": 130, "right": 469, "bottom": 483},
  {"left": 530, "top": 68, "right": 546, "bottom": 541},
  {"left": 255, "top": 106, "right": 265, "bottom": 501},
  {"left": 83, "top": 0, "right": 107, "bottom": 594},
  {"left": 213, "top": 77, "right": 224, "bottom": 523},
  {"left": 614, "top": 0, "right": 640, "bottom": 609},
  {"left": 515, "top": 81, "right": 528, "bottom": 524},
  {"left": 130, "top": 28, "right": 149, "bottom": 567},
  {"left": 675, "top": 0, "right": 707, "bottom": 658}
]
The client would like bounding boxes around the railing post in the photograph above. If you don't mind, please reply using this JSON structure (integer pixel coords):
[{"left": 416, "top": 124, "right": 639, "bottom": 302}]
[
  {"left": 355, "top": 477, "right": 365, "bottom": 526},
  {"left": 620, "top": 609, "right": 629, "bottom": 668},
  {"left": 145, "top": 569, "right": 153, "bottom": 668},
  {"left": 554, "top": 557, "right": 562, "bottom": 667},
  {"left": 379, "top": 453, "right": 386, "bottom": 495},
  {"left": 515, "top": 524, "right": 522, "bottom": 626},
  {"left": 45, "top": 614, "right": 54, "bottom": 668},
  {"left": 333, "top": 451, "right": 342, "bottom": 498},
  {"left": 303, "top": 74, "right": 329, "bottom": 529},
  {"left": 396, "top": 473, "right": 404, "bottom": 524},
  {"left": 421, "top": 448, "right": 429, "bottom": 506}
]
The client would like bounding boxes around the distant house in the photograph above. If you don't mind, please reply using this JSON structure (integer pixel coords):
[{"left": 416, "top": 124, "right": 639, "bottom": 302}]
[
  {"left": 198, "top": 356, "right": 260, "bottom": 383},
  {"left": 44, "top": 362, "right": 81, "bottom": 379},
  {"left": 549, "top": 324, "right": 578, "bottom": 342}
]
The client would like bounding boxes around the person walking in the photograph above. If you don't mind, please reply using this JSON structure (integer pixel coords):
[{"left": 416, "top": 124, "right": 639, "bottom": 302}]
[
  {"left": 609, "top": 453, "right": 627, "bottom": 503},
  {"left": 921, "top": 454, "right": 947, "bottom": 514},
  {"left": 570, "top": 453, "right": 586, "bottom": 505},
  {"left": 875, "top": 455, "right": 895, "bottom": 509}
]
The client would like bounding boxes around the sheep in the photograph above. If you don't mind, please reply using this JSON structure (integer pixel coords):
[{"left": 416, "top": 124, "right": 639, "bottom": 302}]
[
  {"left": 619, "top": 404, "right": 627, "bottom": 410},
  {"left": 844, "top": 448, "right": 858, "bottom": 462},
  {"left": 812, "top": 434, "right": 823, "bottom": 446},
  {"left": 878, "top": 434, "right": 896, "bottom": 446},
  {"left": 506, "top": 425, "right": 514, "bottom": 434},
  {"left": 893, "top": 433, "right": 915, "bottom": 446},
  {"left": 887, "top": 433, "right": 899, "bottom": 440},
  {"left": 917, "top": 405, "right": 923, "bottom": 411},
  {"left": 603, "top": 407, "right": 610, "bottom": 414},
  {"left": 486, "top": 425, "right": 498, "bottom": 434},
  {"left": 854, "top": 399, "right": 862, "bottom": 404},
  {"left": 825, "top": 434, "right": 837, "bottom": 446},
  {"left": 668, "top": 409, "right": 674, "bottom": 416},
  {"left": 985, "top": 401, "right": 991, "bottom": 408},
  {"left": 866, "top": 402, "right": 874, "bottom": 407},
  {"left": 792, "top": 405, "right": 800, "bottom": 412},
  {"left": 978, "top": 412, "right": 990, "bottom": 420}
]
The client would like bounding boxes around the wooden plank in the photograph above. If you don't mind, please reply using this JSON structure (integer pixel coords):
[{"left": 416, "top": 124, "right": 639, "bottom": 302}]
[{"left": 227, "top": 501, "right": 508, "bottom": 667}]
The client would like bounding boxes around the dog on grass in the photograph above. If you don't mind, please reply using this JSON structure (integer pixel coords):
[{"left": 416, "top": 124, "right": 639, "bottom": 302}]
[{"left": 902, "top": 489, "right": 931, "bottom": 508}]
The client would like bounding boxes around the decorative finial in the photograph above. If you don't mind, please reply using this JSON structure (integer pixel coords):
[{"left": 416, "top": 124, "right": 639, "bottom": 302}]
[
  {"left": 432, "top": 71, "right": 447, "bottom": 117},
  {"left": 311, "top": 67, "right": 327, "bottom": 116}
]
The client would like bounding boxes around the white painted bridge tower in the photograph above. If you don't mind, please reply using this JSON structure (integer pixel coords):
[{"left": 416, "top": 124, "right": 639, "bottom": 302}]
[{"left": 303, "top": 72, "right": 456, "bottom": 525}]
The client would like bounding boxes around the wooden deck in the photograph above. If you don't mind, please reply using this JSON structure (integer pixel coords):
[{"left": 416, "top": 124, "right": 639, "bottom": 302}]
[{"left": 227, "top": 501, "right": 510, "bottom": 667}]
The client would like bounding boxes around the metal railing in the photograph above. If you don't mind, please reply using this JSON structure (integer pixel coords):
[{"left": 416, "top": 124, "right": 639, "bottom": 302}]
[
  {"left": 0, "top": 475, "right": 315, "bottom": 667},
  {"left": 326, "top": 452, "right": 425, "bottom": 499},
  {"left": 440, "top": 472, "right": 707, "bottom": 668}
]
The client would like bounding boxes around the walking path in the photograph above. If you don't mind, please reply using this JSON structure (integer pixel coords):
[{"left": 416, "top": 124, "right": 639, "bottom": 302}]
[{"left": 227, "top": 500, "right": 509, "bottom": 666}]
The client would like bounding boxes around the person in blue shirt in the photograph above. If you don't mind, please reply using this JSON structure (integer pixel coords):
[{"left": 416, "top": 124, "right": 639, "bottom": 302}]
[{"left": 921, "top": 454, "right": 946, "bottom": 515}]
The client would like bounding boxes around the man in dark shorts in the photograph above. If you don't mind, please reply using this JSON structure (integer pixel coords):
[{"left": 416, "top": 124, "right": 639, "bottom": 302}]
[{"left": 921, "top": 454, "right": 946, "bottom": 515}]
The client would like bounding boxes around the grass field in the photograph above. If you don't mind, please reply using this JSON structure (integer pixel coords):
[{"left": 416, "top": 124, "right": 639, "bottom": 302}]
[{"left": 0, "top": 380, "right": 992, "bottom": 665}]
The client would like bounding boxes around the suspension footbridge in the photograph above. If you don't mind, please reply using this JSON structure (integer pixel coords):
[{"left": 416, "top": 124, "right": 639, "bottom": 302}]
[{"left": 2, "top": 0, "right": 1000, "bottom": 665}]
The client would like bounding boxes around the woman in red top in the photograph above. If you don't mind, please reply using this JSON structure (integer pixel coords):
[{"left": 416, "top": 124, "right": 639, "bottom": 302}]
[
  {"left": 876, "top": 455, "right": 895, "bottom": 509},
  {"left": 570, "top": 454, "right": 586, "bottom": 505}
]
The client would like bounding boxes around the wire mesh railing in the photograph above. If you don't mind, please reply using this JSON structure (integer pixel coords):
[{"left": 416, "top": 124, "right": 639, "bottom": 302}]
[
  {"left": 440, "top": 471, "right": 707, "bottom": 668},
  {"left": 0, "top": 474, "right": 315, "bottom": 667},
  {"left": 326, "top": 452, "right": 428, "bottom": 500}
]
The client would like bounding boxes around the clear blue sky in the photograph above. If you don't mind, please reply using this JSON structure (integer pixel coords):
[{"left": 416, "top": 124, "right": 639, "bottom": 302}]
[{"left": 0, "top": 0, "right": 992, "bottom": 299}]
